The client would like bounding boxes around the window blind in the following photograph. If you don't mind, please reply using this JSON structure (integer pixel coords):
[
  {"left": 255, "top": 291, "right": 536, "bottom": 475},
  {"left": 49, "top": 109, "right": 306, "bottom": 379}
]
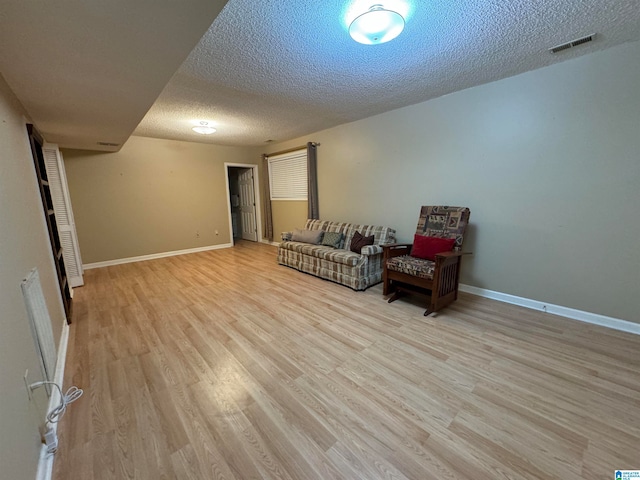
[{"left": 268, "top": 150, "right": 308, "bottom": 200}]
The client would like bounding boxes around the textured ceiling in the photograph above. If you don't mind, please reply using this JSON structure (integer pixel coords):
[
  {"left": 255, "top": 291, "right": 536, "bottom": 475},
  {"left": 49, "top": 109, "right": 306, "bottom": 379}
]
[
  {"left": 134, "top": 0, "right": 640, "bottom": 146},
  {"left": 0, "top": 0, "right": 227, "bottom": 151},
  {"left": 2, "top": 1, "right": 639, "bottom": 150}
]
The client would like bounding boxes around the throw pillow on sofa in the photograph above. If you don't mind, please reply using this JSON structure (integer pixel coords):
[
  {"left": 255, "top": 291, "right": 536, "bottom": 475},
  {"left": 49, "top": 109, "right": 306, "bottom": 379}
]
[
  {"left": 410, "top": 234, "right": 455, "bottom": 261},
  {"left": 350, "top": 231, "right": 374, "bottom": 254},
  {"left": 291, "top": 228, "right": 324, "bottom": 244},
  {"left": 321, "top": 231, "right": 343, "bottom": 248}
]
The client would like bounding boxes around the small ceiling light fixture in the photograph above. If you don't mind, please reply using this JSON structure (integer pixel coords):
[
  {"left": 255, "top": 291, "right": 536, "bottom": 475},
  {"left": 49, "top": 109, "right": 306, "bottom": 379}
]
[
  {"left": 192, "top": 121, "right": 216, "bottom": 134},
  {"left": 349, "top": 4, "right": 405, "bottom": 45}
]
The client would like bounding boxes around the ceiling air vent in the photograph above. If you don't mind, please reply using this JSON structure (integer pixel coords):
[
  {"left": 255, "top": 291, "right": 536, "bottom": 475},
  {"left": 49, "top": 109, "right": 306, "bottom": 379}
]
[
  {"left": 549, "top": 33, "right": 596, "bottom": 54},
  {"left": 97, "top": 142, "right": 120, "bottom": 147}
]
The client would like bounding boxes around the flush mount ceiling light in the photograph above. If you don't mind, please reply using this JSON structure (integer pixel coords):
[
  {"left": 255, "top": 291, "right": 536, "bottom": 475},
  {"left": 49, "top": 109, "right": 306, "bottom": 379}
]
[
  {"left": 192, "top": 121, "right": 216, "bottom": 134},
  {"left": 349, "top": 4, "right": 405, "bottom": 45}
]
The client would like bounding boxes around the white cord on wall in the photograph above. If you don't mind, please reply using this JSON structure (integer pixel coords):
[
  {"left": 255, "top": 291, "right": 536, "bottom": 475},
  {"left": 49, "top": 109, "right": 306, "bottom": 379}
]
[{"left": 29, "top": 380, "right": 83, "bottom": 454}]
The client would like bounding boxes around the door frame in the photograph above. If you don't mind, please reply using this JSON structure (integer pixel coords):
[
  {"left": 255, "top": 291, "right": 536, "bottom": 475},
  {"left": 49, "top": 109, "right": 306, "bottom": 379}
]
[{"left": 224, "top": 163, "right": 262, "bottom": 245}]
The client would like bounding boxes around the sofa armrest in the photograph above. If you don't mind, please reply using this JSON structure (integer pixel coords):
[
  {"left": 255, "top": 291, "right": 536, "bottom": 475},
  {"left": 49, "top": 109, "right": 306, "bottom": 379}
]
[
  {"left": 281, "top": 231, "right": 292, "bottom": 241},
  {"left": 361, "top": 245, "right": 383, "bottom": 256}
]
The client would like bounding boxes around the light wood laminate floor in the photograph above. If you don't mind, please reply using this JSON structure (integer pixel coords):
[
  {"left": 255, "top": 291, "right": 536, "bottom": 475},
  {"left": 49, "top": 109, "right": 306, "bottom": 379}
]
[{"left": 53, "top": 241, "right": 640, "bottom": 479}]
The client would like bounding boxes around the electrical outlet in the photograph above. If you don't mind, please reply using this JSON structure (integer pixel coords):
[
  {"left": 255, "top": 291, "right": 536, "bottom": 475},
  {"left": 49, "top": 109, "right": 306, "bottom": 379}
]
[
  {"left": 196, "top": 231, "right": 200, "bottom": 238},
  {"left": 24, "top": 369, "right": 32, "bottom": 400},
  {"left": 215, "top": 229, "right": 219, "bottom": 236}
]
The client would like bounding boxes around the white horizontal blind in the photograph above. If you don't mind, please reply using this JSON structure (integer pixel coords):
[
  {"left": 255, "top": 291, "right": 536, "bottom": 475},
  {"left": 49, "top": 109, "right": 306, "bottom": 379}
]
[{"left": 268, "top": 150, "right": 307, "bottom": 200}]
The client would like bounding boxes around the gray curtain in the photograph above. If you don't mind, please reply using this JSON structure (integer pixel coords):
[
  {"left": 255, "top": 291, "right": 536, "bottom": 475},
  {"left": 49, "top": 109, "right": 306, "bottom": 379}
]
[
  {"left": 262, "top": 154, "right": 274, "bottom": 241},
  {"left": 307, "top": 142, "right": 319, "bottom": 219}
]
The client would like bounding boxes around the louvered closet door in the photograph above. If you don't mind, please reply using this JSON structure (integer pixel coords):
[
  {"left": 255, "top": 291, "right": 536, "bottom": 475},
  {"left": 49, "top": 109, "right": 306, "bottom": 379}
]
[{"left": 43, "top": 144, "right": 84, "bottom": 287}]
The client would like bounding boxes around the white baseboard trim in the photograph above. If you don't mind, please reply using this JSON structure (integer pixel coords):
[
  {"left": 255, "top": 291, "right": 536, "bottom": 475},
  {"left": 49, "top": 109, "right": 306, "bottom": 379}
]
[
  {"left": 83, "top": 243, "right": 233, "bottom": 269},
  {"left": 36, "top": 321, "right": 70, "bottom": 480},
  {"left": 459, "top": 284, "right": 639, "bottom": 335},
  {"left": 261, "top": 240, "right": 280, "bottom": 247}
]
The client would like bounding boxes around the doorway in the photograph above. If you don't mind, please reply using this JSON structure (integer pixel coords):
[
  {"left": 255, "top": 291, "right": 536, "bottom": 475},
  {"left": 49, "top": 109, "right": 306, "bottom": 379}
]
[{"left": 225, "top": 163, "right": 262, "bottom": 245}]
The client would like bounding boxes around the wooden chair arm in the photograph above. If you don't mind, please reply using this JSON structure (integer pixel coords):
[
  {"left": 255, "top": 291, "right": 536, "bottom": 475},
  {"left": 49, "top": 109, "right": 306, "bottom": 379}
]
[
  {"left": 382, "top": 243, "right": 413, "bottom": 249},
  {"left": 434, "top": 250, "right": 472, "bottom": 265},
  {"left": 382, "top": 243, "right": 412, "bottom": 260},
  {"left": 434, "top": 251, "right": 472, "bottom": 258}
]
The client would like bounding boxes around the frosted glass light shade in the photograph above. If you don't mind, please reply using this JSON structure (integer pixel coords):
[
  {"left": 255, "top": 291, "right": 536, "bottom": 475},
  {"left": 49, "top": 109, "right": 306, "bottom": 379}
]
[
  {"left": 349, "top": 5, "right": 405, "bottom": 45},
  {"left": 192, "top": 121, "right": 216, "bottom": 134}
]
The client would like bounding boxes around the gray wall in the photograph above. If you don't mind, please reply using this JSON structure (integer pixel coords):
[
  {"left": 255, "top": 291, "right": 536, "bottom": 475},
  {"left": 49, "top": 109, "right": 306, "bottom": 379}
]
[
  {"left": 264, "top": 41, "right": 640, "bottom": 323},
  {"left": 0, "top": 75, "right": 67, "bottom": 479}
]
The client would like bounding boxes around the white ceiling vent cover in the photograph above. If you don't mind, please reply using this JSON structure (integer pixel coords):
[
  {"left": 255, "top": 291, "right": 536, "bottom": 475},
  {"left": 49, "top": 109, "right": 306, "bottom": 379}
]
[{"left": 549, "top": 34, "right": 596, "bottom": 53}]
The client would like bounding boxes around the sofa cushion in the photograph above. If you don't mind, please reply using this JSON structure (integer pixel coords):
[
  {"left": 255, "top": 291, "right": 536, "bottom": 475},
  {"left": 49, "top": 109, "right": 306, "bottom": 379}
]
[
  {"left": 291, "top": 228, "right": 324, "bottom": 244},
  {"left": 292, "top": 244, "right": 362, "bottom": 266},
  {"left": 386, "top": 255, "right": 435, "bottom": 280},
  {"left": 350, "top": 231, "right": 375, "bottom": 254},
  {"left": 321, "top": 231, "right": 343, "bottom": 248},
  {"left": 305, "top": 219, "right": 396, "bottom": 248},
  {"left": 411, "top": 235, "right": 455, "bottom": 261}
]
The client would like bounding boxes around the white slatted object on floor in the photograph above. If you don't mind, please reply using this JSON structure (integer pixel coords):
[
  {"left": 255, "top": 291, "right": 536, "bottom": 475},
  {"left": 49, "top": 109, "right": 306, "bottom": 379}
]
[{"left": 21, "top": 268, "right": 57, "bottom": 393}]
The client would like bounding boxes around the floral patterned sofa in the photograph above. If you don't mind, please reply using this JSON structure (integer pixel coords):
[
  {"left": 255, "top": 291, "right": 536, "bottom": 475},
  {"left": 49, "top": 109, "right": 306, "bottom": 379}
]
[{"left": 278, "top": 219, "right": 396, "bottom": 290}]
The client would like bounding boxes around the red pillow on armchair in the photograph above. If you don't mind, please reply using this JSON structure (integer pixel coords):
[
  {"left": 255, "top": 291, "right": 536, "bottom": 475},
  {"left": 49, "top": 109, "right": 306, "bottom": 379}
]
[{"left": 410, "top": 235, "right": 455, "bottom": 261}]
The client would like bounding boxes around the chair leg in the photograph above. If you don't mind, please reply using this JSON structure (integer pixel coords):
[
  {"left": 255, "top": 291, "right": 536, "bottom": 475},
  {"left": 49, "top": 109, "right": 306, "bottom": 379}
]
[
  {"left": 382, "top": 271, "right": 394, "bottom": 296},
  {"left": 387, "top": 290, "right": 405, "bottom": 303},
  {"left": 424, "top": 257, "right": 462, "bottom": 315}
]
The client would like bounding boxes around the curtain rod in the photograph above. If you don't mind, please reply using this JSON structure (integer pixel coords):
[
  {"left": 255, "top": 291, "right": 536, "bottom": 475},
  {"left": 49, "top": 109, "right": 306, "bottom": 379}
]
[{"left": 264, "top": 142, "right": 320, "bottom": 158}]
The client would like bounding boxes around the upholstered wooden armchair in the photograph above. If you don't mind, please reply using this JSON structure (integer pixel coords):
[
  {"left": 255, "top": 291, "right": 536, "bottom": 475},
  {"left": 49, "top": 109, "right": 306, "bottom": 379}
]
[{"left": 383, "top": 206, "right": 471, "bottom": 316}]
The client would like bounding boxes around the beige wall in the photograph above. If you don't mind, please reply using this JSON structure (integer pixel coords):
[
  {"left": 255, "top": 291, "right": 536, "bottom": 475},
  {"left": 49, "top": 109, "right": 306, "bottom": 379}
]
[
  {"left": 262, "top": 41, "right": 640, "bottom": 323},
  {"left": 0, "top": 75, "right": 67, "bottom": 479},
  {"left": 271, "top": 200, "right": 308, "bottom": 239},
  {"left": 63, "top": 136, "right": 257, "bottom": 264}
]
